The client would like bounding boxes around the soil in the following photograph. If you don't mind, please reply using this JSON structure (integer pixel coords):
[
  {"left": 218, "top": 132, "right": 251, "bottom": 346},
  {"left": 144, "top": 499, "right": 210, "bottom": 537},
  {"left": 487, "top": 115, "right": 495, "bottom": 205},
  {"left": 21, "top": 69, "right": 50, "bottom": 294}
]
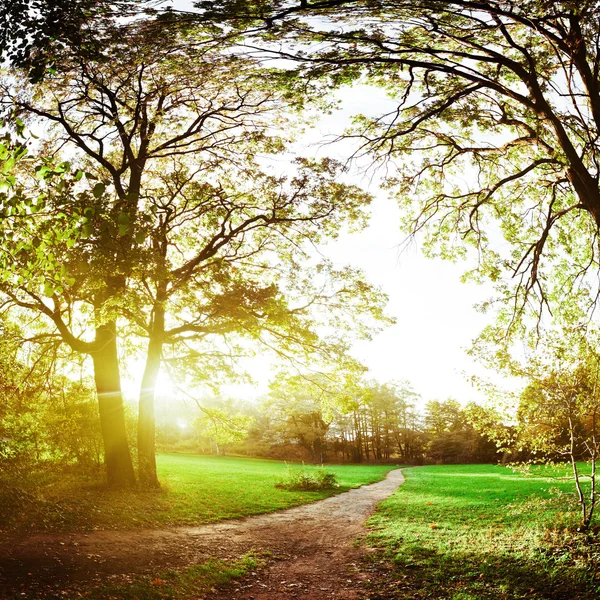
[{"left": 0, "top": 469, "right": 405, "bottom": 599}]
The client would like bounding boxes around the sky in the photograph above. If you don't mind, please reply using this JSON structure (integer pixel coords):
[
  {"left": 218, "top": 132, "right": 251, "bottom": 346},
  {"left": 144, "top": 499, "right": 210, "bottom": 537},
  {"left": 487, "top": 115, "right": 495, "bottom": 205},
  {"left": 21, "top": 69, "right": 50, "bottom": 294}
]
[
  {"left": 169, "top": 86, "right": 501, "bottom": 407},
  {"left": 324, "top": 196, "right": 493, "bottom": 404},
  {"left": 120, "top": 4, "right": 507, "bottom": 408}
]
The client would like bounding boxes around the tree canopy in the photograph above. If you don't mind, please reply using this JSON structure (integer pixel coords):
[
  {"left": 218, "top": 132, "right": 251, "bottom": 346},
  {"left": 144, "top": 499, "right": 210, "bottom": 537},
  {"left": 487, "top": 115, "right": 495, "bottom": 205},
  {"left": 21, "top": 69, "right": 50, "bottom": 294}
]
[
  {"left": 165, "top": 1, "right": 600, "bottom": 332},
  {"left": 0, "top": 18, "right": 390, "bottom": 486}
]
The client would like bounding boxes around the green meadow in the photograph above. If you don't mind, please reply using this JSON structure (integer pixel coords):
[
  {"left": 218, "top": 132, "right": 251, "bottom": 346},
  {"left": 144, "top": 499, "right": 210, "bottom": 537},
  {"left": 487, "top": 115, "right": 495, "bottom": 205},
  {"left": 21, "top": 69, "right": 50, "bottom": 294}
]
[
  {"left": 367, "top": 464, "right": 600, "bottom": 599},
  {"left": 3, "top": 454, "right": 396, "bottom": 532}
]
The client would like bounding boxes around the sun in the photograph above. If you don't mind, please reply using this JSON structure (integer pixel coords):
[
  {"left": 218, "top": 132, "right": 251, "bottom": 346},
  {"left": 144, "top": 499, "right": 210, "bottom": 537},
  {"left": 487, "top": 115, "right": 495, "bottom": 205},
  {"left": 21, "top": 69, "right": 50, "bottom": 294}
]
[
  {"left": 121, "top": 360, "right": 177, "bottom": 401},
  {"left": 154, "top": 371, "right": 175, "bottom": 399}
]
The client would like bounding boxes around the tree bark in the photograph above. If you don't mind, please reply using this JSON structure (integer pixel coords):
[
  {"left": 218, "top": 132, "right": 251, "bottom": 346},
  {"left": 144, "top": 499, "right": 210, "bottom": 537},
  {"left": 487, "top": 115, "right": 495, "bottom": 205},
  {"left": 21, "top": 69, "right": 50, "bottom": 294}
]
[
  {"left": 137, "top": 302, "right": 165, "bottom": 488},
  {"left": 91, "top": 321, "right": 136, "bottom": 488}
]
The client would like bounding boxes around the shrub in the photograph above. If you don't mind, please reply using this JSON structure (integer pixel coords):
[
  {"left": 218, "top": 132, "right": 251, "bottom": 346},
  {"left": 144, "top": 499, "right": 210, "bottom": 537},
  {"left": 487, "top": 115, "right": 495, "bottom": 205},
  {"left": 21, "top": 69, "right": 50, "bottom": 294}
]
[{"left": 275, "top": 465, "right": 339, "bottom": 491}]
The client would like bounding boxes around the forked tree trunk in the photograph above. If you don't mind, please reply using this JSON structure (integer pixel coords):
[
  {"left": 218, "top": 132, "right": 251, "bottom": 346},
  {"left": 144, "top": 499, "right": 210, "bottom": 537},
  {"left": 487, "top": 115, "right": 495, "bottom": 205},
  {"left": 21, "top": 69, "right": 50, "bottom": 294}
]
[{"left": 91, "top": 321, "right": 136, "bottom": 488}]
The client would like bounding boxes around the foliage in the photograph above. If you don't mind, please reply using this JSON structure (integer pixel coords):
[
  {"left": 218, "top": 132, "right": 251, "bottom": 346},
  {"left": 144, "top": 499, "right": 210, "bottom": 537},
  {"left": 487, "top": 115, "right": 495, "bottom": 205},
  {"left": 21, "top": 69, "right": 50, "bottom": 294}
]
[
  {"left": 0, "top": 315, "right": 104, "bottom": 469},
  {"left": 368, "top": 464, "right": 600, "bottom": 600},
  {"left": 192, "top": 399, "right": 254, "bottom": 454},
  {"left": 263, "top": 374, "right": 338, "bottom": 463},
  {"left": 472, "top": 325, "right": 600, "bottom": 528},
  {"left": 17, "top": 1, "right": 600, "bottom": 332},
  {"left": 155, "top": 377, "right": 500, "bottom": 466},
  {"left": 184, "top": 1, "right": 600, "bottom": 334},
  {"left": 518, "top": 338, "right": 600, "bottom": 529},
  {"left": 275, "top": 464, "right": 339, "bottom": 491},
  {"left": 425, "top": 399, "right": 500, "bottom": 464},
  {"left": 0, "top": 0, "right": 155, "bottom": 81},
  {"left": 338, "top": 379, "right": 425, "bottom": 463}
]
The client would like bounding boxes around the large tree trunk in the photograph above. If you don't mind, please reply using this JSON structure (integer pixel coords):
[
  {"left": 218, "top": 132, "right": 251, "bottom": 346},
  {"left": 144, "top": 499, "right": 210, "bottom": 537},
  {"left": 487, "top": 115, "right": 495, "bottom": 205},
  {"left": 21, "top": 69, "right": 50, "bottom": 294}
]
[
  {"left": 137, "top": 300, "right": 165, "bottom": 488},
  {"left": 138, "top": 334, "right": 162, "bottom": 488},
  {"left": 91, "top": 321, "right": 136, "bottom": 488}
]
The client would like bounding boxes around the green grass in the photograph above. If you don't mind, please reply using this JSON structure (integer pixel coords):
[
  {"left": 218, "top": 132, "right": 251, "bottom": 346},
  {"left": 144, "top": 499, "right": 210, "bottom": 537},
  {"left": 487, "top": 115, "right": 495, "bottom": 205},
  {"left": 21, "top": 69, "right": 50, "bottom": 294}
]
[
  {"left": 3, "top": 454, "right": 396, "bottom": 533},
  {"left": 367, "top": 464, "right": 600, "bottom": 599}
]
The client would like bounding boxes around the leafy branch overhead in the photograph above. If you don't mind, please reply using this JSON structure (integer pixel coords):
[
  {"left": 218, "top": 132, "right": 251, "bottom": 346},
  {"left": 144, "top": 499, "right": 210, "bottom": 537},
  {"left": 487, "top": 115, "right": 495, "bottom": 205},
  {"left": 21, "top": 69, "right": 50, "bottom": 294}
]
[
  {"left": 177, "top": 1, "right": 600, "bottom": 327},
  {"left": 10, "top": 2, "right": 600, "bottom": 327}
]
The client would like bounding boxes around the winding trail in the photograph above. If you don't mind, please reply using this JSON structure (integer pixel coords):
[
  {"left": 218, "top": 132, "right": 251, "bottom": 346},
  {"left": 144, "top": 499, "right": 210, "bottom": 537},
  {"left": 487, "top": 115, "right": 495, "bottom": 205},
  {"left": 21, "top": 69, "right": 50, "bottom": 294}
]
[{"left": 0, "top": 469, "right": 405, "bottom": 599}]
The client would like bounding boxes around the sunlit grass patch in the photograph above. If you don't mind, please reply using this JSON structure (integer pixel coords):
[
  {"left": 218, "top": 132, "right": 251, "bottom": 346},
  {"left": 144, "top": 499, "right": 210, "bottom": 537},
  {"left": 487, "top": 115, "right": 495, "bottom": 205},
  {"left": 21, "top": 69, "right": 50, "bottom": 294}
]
[
  {"left": 3, "top": 454, "right": 398, "bottom": 533},
  {"left": 367, "top": 464, "right": 600, "bottom": 599}
]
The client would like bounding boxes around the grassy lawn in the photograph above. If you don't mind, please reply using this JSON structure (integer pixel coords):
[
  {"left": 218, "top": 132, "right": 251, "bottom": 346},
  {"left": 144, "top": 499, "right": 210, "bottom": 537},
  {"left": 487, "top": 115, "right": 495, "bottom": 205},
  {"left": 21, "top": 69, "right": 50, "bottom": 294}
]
[
  {"left": 367, "top": 464, "right": 600, "bottom": 600},
  {"left": 3, "top": 453, "right": 397, "bottom": 533}
]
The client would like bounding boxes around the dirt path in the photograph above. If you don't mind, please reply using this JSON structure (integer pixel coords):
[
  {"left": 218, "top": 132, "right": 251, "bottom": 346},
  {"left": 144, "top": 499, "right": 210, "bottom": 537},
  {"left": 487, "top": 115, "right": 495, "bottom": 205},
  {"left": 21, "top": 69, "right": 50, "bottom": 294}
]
[{"left": 0, "top": 469, "right": 404, "bottom": 599}]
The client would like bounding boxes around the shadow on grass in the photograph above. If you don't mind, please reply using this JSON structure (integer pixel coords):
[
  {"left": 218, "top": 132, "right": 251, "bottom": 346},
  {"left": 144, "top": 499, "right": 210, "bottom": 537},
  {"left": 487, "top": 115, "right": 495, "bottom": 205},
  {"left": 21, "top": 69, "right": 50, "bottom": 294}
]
[{"left": 367, "top": 541, "right": 599, "bottom": 600}]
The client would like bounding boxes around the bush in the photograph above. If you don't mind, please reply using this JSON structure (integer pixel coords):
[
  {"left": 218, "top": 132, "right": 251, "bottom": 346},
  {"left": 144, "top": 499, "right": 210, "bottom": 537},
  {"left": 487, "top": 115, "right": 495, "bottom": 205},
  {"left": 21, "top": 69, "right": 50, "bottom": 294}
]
[{"left": 275, "top": 466, "right": 339, "bottom": 491}]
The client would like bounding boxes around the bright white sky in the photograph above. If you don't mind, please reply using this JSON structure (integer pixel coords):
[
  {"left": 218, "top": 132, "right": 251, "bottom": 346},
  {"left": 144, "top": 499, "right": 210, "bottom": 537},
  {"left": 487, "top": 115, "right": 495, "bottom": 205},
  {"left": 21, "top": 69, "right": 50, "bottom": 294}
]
[
  {"left": 121, "top": 5, "right": 506, "bottom": 407},
  {"left": 324, "top": 198, "right": 493, "bottom": 404},
  {"left": 187, "top": 86, "right": 498, "bottom": 407}
]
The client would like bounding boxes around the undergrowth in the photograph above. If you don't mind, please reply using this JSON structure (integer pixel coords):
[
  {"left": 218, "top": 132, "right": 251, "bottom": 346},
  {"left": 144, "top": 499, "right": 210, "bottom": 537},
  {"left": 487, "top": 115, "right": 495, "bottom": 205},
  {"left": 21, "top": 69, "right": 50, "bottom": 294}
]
[{"left": 275, "top": 464, "right": 339, "bottom": 491}]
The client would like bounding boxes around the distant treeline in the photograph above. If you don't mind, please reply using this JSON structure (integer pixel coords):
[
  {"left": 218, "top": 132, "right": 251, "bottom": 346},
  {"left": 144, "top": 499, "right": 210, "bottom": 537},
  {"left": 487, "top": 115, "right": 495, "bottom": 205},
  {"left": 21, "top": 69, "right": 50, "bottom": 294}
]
[
  {"left": 156, "top": 382, "right": 501, "bottom": 466},
  {"left": 1, "top": 343, "right": 501, "bottom": 472}
]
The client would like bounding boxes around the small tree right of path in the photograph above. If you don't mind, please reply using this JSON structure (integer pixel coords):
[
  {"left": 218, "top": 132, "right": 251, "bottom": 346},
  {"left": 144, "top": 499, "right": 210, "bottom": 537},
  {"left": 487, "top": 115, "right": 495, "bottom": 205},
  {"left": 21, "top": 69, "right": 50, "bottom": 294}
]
[
  {"left": 519, "top": 341, "right": 600, "bottom": 530},
  {"left": 475, "top": 328, "right": 600, "bottom": 530}
]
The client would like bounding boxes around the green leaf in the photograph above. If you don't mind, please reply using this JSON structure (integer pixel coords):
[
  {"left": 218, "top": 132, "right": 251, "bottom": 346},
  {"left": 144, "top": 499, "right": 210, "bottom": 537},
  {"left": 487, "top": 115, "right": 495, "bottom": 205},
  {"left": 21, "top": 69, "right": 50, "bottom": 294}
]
[
  {"left": 15, "top": 118, "right": 25, "bottom": 136},
  {"left": 43, "top": 281, "right": 54, "bottom": 297},
  {"left": 81, "top": 224, "right": 94, "bottom": 238},
  {"left": 117, "top": 212, "right": 130, "bottom": 236},
  {"left": 92, "top": 182, "right": 106, "bottom": 198},
  {"left": 2, "top": 156, "right": 15, "bottom": 174},
  {"left": 35, "top": 165, "right": 50, "bottom": 179}
]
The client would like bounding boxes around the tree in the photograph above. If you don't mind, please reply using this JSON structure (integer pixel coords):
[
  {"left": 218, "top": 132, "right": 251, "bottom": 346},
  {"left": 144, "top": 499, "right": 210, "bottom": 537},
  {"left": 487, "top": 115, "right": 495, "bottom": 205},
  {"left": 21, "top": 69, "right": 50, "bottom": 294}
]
[
  {"left": 0, "top": 309, "right": 103, "bottom": 470},
  {"left": 192, "top": 398, "right": 253, "bottom": 456},
  {"left": 517, "top": 337, "right": 600, "bottom": 529},
  {"left": 10, "top": 2, "right": 600, "bottom": 330},
  {"left": 472, "top": 325, "right": 600, "bottom": 528},
  {"left": 1, "top": 20, "right": 388, "bottom": 486},
  {"left": 424, "top": 398, "right": 498, "bottom": 463},
  {"left": 171, "top": 1, "right": 600, "bottom": 332},
  {"left": 266, "top": 374, "right": 338, "bottom": 463},
  {"left": 127, "top": 152, "right": 383, "bottom": 485},
  {"left": 0, "top": 0, "right": 153, "bottom": 81}
]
